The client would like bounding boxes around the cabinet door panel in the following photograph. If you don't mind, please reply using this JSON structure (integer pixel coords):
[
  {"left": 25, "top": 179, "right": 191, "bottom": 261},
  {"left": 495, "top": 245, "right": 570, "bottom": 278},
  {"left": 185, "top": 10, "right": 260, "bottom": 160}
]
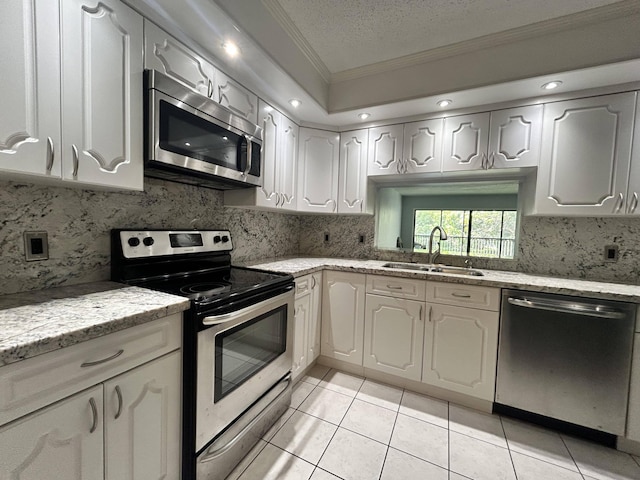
[
  {"left": 321, "top": 271, "right": 365, "bottom": 365},
  {"left": 279, "top": 117, "right": 298, "bottom": 210},
  {"left": 257, "top": 102, "right": 281, "bottom": 208},
  {"left": 423, "top": 304, "right": 498, "bottom": 401},
  {"left": 104, "top": 352, "right": 181, "bottom": 480},
  {"left": 489, "top": 105, "right": 542, "bottom": 168},
  {"left": 0, "top": 385, "right": 103, "bottom": 480},
  {"left": 367, "top": 124, "right": 403, "bottom": 175},
  {"left": 215, "top": 70, "right": 258, "bottom": 124},
  {"left": 144, "top": 20, "right": 214, "bottom": 97},
  {"left": 62, "top": 0, "right": 143, "bottom": 190},
  {"left": 627, "top": 98, "right": 640, "bottom": 215},
  {"left": 293, "top": 291, "right": 311, "bottom": 380},
  {"left": 442, "top": 113, "right": 489, "bottom": 171},
  {"left": 403, "top": 119, "right": 443, "bottom": 173},
  {"left": 534, "top": 93, "right": 635, "bottom": 215},
  {"left": 364, "top": 294, "right": 424, "bottom": 381},
  {"left": 0, "top": 0, "right": 61, "bottom": 178},
  {"left": 308, "top": 273, "right": 323, "bottom": 362},
  {"left": 297, "top": 128, "right": 339, "bottom": 213},
  {"left": 338, "top": 129, "right": 369, "bottom": 213}
]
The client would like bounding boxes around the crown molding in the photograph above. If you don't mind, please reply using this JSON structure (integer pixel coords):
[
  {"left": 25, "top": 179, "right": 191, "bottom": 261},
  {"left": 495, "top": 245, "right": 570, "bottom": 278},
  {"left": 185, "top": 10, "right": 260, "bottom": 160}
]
[
  {"left": 262, "top": 0, "right": 332, "bottom": 83},
  {"left": 331, "top": 0, "right": 640, "bottom": 83}
]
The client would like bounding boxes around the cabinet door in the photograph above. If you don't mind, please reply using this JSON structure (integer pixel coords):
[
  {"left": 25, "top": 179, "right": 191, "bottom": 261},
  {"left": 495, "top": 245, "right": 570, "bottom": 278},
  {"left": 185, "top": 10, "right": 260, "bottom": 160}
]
[
  {"left": 423, "top": 304, "right": 499, "bottom": 401},
  {"left": 364, "top": 294, "right": 424, "bottom": 381},
  {"left": 0, "top": 385, "right": 103, "bottom": 480},
  {"left": 0, "top": 0, "right": 61, "bottom": 178},
  {"left": 367, "top": 124, "right": 404, "bottom": 175},
  {"left": 307, "top": 272, "right": 323, "bottom": 363},
  {"left": 293, "top": 290, "right": 311, "bottom": 380},
  {"left": 104, "top": 351, "right": 181, "bottom": 480},
  {"left": 624, "top": 97, "right": 640, "bottom": 215},
  {"left": 626, "top": 333, "right": 640, "bottom": 441},
  {"left": 533, "top": 92, "right": 636, "bottom": 215},
  {"left": 338, "top": 129, "right": 369, "bottom": 214},
  {"left": 61, "top": 0, "right": 143, "bottom": 190},
  {"left": 321, "top": 271, "right": 366, "bottom": 365},
  {"left": 442, "top": 113, "right": 490, "bottom": 171},
  {"left": 297, "top": 128, "right": 340, "bottom": 213},
  {"left": 488, "top": 105, "right": 542, "bottom": 169},
  {"left": 403, "top": 119, "right": 443, "bottom": 174},
  {"left": 279, "top": 116, "right": 299, "bottom": 210},
  {"left": 215, "top": 70, "right": 258, "bottom": 124},
  {"left": 256, "top": 101, "right": 282, "bottom": 209},
  {"left": 144, "top": 20, "right": 215, "bottom": 98}
]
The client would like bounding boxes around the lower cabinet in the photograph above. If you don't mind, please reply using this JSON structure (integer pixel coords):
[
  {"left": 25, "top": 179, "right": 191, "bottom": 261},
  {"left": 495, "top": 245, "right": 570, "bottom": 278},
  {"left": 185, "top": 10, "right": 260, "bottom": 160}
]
[
  {"left": 364, "top": 293, "right": 424, "bottom": 381},
  {"left": 321, "top": 271, "right": 366, "bottom": 365},
  {"left": 626, "top": 332, "right": 640, "bottom": 441},
  {"left": 422, "top": 298, "right": 500, "bottom": 401},
  {"left": 293, "top": 272, "right": 322, "bottom": 380}
]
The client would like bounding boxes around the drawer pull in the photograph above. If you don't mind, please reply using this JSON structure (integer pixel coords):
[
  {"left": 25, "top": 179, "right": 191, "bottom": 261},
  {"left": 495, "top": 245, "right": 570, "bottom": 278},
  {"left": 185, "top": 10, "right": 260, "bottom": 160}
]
[
  {"left": 89, "top": 397, "right": 98, "bottom": 433},
  {"left": 451, "top": 292, "right": 472, "bottom": 298},
  {"left": 114, "top": 385, "right": 123, "bottom": 420},
  {"left": 386, "top": 285, "right": 403, "bottom": 290},
  {"left": 81, "top": 349, "right": 124, "bottom": 368}
]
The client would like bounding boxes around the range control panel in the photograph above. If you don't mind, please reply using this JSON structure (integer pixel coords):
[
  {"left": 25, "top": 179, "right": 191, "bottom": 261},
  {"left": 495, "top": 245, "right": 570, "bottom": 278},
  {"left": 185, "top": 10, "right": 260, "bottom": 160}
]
[{"left": 119, "top": 230, "right": 232, "bottom": 258}]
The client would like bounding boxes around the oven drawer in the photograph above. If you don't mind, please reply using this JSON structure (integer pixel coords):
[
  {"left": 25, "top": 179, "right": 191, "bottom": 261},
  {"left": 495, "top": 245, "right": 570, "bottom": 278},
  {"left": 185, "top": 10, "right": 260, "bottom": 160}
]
[{"left": 0, "top": 314, "right": 181, "bottom": 426}]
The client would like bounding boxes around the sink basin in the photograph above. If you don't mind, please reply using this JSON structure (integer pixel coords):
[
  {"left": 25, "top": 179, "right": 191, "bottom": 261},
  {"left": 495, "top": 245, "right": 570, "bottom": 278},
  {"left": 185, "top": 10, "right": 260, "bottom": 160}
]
[{"left": 381, "top": 262, "right": 484, "bottom": 276}]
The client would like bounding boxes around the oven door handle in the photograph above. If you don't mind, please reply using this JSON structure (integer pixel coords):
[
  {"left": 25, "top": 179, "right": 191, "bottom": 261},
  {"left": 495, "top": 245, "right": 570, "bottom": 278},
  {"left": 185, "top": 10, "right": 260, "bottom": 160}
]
[{"left": 202, "top": 290, "right": 292, "bottom": 325}]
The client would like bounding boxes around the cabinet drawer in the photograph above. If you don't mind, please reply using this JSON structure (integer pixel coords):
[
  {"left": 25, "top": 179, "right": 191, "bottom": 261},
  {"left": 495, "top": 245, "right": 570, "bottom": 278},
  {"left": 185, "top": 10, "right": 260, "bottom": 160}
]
[
  {"left": 367, "top": 275, "right": 426, "bottom": 300},
  {"left": 295, "top": 274, "right": 313, "bottom": 299},
  {"left": 426, "top": 282, "right": 500, "bottom": 311},
  {"left": 0, "top": 314, "right": 181, "bottom": 427}
]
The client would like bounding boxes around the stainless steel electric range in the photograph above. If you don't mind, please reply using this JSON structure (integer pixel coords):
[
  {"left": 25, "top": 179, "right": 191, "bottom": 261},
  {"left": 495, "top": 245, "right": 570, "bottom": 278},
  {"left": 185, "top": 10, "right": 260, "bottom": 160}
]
[{"left": 111, "top": 229, "right": 294, "bottom": 480}]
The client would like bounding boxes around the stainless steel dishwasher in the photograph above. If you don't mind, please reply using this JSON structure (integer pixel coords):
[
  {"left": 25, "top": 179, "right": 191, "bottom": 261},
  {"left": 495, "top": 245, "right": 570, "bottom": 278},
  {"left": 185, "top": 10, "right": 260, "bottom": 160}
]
[{"left": 496, "top": 289, "right": 636, "bottom": 436}]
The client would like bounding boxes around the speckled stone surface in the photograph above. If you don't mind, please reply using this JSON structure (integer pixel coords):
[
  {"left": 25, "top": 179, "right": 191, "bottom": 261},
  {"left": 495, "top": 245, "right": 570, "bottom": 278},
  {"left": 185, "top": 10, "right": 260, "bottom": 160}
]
[
  {"left": 247, "top": 257, "right": 640, "bottom": 303},
  {"left": 0, "top": 281, "right": 189, "bottom": 366}
]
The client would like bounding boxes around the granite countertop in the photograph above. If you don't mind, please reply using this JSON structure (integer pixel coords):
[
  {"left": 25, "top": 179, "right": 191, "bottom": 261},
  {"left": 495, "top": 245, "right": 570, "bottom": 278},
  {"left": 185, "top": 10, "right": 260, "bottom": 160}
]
[
  {"left": 246, "top": 257, "right": 640, "bottom": 303},
  {"left": 0, "top": 281, "right": 189, "bottom": 367}
]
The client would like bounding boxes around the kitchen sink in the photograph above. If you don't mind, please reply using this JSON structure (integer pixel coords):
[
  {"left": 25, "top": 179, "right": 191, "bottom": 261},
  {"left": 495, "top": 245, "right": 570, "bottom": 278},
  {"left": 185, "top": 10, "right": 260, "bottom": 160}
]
[{"left": 381, "top": 262, "right": 484, "bottom": 276}]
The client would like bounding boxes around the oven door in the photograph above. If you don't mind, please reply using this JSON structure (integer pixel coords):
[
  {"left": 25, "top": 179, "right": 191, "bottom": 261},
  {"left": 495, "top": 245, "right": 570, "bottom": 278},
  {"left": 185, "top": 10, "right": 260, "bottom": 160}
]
[{"left": 195, "top": 289, "right": 293, "bottom": 452}]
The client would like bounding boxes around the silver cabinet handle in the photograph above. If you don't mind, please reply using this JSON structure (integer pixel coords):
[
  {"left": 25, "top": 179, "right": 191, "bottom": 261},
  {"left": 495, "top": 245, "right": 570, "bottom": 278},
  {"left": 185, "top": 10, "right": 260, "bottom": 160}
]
[
  {"left": 46, "top": 137, "right": 54, "bottom": 173},
  {"left": 114, "top": 385, "right": 123, "bottom": 420},
  {"left": 207, "top": 79, "right": 213, "bottom": 99},
  {"left": 71, "top": 144, "right": 79, "bottom": 177},
  {"left": 428, "top": 305, "right": 432, "bottom": 322},
  {"left": 89, "top": 397, "right": 98, "bottom": 433},
  {"left": 311, "top": 276, "right": 317, "bottom": 289},
  {"left": 419, "top": 304, "right": 423, "bottom": 322},
  {"left": 481, "top": 152, "right": 487, "bottom": 169},
  {"left": 81, "top": 349, "right": 124, "bottom": 367},
  {"left": 451, "top": 292, "right": 472, "bottom": 298},
  {"left": 488, "top": 152, "right": 495, "bottom": 169},
  {"left": 386, "top": 285, "right": 403, "bottom": 290},
  {"left": 629, "top": 192, "right": 639, "bottom": 214},
  {"left": 614, "top": 192, "right": 624, "bottom": 213}
]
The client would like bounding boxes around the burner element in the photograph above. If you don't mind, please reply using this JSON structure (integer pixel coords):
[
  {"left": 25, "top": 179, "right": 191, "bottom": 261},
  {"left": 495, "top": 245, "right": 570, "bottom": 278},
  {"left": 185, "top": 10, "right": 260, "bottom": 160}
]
[{"left": 180, "top": 282, "right": 230, "bottom": 299}]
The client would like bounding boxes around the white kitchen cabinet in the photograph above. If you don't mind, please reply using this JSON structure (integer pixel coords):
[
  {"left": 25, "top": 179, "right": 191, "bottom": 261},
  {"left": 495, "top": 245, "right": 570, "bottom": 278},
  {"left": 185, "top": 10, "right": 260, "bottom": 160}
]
[
  {"left": 623, "top": 94, "right": 640, "bottom": 215},
  {"left": 61, "top": 0, "right": 143, "bottom": 190},
  {"left": 293, "top": 273, "right": 323, "bottom": 380},
  {"left": 225, "top": 101, "right": 298, "bottom": 211},
  {"left": 297, "top": 128, "right": 340, "bottom": 213},
  {"left": 0, "top": 0, "right": 61, "bottom": 179},
  {"left": 626, "top": 333, "right": 640, "bottom": 441},
  {"left": 214, "top": 70, "right": 259, "bottom": 124},
  {"left": 367, "top": 124, "right": 404, "bottom": 176},
  {"left": 423, "top": 303, "right": 499, "bottom": 401},
  {"left": 403, "top": 119, "right": 444, "bottom": 174},
  {"left": 488, "top": 105, "right": 542, "bottom": 169},
  {"left": 442, "top": 113, "right": 490, "bottom": 171},
  {"left": 144, "top": 20, "right": 216, "bottom": 98},
  {"left": 0, "top": 385, "right": 104, "bottom": 480},
  {"left": 104, "top": 351, "right": 181, "bottom": 480},
  {"left": 308, "top": 272, "right": 323, "bottom": 363},
  {"left": 529, "top": 92, "right": 636, "bottom": 216},
  {"left": 338, "top": 129, "right": 370, "bottom": 214},
  {"left": 364, "top": 293, "right": 425, "bottom": 381},
  {"left": 321, "top": 271, "right": 366, "bottom": 365}
]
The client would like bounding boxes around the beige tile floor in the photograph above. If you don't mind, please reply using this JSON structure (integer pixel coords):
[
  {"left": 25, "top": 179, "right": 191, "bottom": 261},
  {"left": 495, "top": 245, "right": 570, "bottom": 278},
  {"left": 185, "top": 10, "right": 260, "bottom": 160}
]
[{"left": 227, "top": 365, "right": 640, "bottom": 480}]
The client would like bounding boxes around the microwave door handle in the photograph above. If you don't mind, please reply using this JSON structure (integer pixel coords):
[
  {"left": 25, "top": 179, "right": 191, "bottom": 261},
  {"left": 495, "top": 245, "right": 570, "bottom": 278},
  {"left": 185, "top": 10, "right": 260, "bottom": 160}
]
[{"left": 242, "top": 135, "right": 252, "bottom": 176}]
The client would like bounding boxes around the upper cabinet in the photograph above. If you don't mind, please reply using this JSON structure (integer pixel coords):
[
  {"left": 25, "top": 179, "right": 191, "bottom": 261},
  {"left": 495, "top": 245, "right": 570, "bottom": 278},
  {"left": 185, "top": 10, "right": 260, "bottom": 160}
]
[
  {"left": 297, "top": 128, "right": 340, "bottom": 213},
  {"left": 527, "top": 92, "right": 637, "bottom": 216},
  {"left": 403, "top": 119, "right": 444, "bottom": 174},
  {"left": 61, "top": 0, "right": 143, "bottom": 190},
  {"left": 214, "top": 71, "right": 258, "bottom": 124},
  {"left": 338, "top": 129, "right": 371, "bottom": 214},
  {"left": 628, "top": 97, "right": 640, "bottom": 216},
  {"left": 225, "top": 100, "right": 298, "bottom": 211},
  {"left": 442, "top": 105, "right": 541, "bottom": 172},
  {"left": 367, "top": 124, "right": 404, "bottom": 175},
  {"left": 144, "top": 20, "right": 216, "bottom": 98}
]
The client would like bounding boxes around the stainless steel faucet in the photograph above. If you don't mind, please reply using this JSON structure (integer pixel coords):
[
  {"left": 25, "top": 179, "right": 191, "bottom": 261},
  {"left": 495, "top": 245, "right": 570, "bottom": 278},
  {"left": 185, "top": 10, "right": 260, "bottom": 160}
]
[{"left": 428, "top": 226, "right": 448, "bottom": 264}]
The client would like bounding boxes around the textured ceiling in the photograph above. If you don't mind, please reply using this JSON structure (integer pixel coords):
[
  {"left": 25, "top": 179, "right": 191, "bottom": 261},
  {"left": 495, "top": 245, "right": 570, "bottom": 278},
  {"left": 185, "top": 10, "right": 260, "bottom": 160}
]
[{"left": 273, "top": 0, "right": 622, "bottom": 73}]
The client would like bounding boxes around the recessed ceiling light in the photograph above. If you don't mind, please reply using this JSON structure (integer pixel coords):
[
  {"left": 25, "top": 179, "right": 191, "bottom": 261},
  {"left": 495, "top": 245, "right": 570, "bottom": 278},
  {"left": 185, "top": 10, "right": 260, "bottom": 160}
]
[
  {"left": 542, "top": 81, "right": 562, "bottom": 90},
  {"left": 289, "top": 99, "right": 301, "bottom": 108},
  {"left": 185, "top": 142, "right": 191, "bottom": 146},
  {"left": 222, "top": 41, "right": 240, "bottom": 58},
  {"left": 358, "top": 113, "right": 370, "bottom": 120},
  {"left": 437, "top": 99, "right": 452, "bottom": 107},
  {"left": 222, "top": 136, "right": 228, "bottom": 141}
]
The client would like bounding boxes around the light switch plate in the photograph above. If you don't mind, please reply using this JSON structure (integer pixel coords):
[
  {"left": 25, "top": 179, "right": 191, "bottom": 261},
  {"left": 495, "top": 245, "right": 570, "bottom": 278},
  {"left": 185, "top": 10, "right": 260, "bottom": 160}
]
[{"left": 24, "top": 231, "right": 49, "bottom": 261}]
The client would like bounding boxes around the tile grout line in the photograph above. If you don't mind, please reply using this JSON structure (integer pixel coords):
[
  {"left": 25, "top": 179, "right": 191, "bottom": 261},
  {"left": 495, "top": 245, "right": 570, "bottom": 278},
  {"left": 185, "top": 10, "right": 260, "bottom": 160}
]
[
  {"left": 377, "top": 387, "right": 404, "bottom": 480},
  {"left": 448, "top": 400, "right": 451, "bottom": 480},
  {"left": 499, "top": 415, "right": 520, "bottom": 480},
  {"left": 558, "top": 434, "right": 587, "bottom": 479}
]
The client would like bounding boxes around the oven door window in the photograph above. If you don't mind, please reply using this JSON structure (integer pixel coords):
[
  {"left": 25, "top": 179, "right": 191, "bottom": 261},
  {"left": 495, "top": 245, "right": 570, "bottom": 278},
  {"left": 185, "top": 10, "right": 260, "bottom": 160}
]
[
  {"left": 214, "top": 305, "right": 287, "bottom": 402},
  {"left": 159, "top": 100, "right": 248, "bottom": 173}
]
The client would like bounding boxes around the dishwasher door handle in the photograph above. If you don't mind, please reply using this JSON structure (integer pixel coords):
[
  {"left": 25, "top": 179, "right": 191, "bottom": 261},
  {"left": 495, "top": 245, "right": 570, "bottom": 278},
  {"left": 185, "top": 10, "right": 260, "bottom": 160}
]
[{"left": 507, "top": 297, "right": 627, "bottom": 319}]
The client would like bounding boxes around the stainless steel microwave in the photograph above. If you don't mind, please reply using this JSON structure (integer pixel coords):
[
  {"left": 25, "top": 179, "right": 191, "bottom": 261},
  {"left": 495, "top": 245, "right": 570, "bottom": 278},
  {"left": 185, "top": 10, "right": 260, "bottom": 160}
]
[{"left": 144, "top": 70, "right": 262, "bottom": 190}]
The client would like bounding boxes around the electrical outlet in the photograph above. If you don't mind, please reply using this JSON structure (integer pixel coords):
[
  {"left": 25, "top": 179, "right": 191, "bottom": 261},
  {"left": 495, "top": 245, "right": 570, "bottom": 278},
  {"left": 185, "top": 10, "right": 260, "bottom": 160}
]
[
  {"left": 24, "top": 231, "right": 49, "bottom": 261},
  {"left": 604, "top": 244, "right": 619, "bottom": 262},
  {"left": 324, "top": 232, "right": 330, "bottom": 242},
  {"left": 358, "top": 234, "right": 365, "bottom": 244}
]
